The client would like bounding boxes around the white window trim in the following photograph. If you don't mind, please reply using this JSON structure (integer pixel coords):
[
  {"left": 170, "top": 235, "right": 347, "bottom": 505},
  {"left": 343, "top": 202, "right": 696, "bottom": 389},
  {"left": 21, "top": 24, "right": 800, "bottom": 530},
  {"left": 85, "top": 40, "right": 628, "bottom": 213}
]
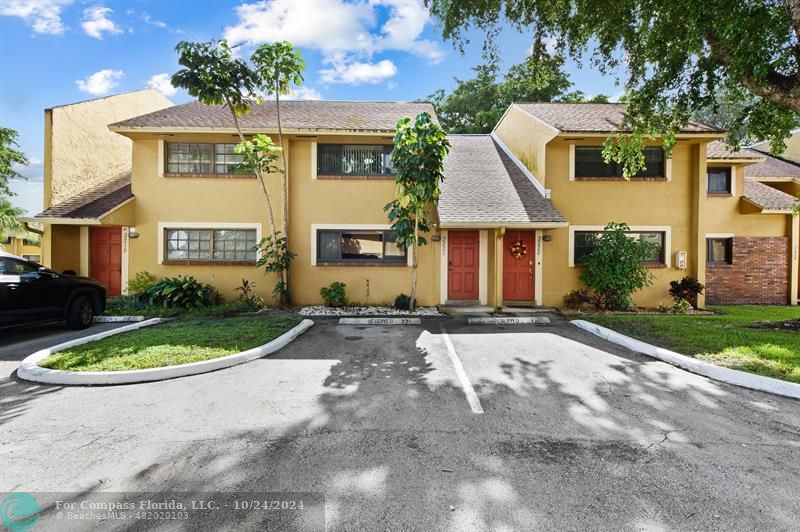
[
  {"left": 568, "top": 225, "right": 672, "bottom": 268},
  {"left": 157, "top": 222, "right": 262, "bottom": 265},
  {"left": 569, "top": 144, "right": 672, "bottom": 181},
  {"left": 310, "top": 142, "right": 317, "bottom": 180},
  {"left": 706, "top": 165, "right": 736, "bottom": 195},
  {"left": 310, "top": 223, "right": 412, "bottom": 267},
  {"left": 157, "top": 140, "right": 164, "bottom": 178},
  {"left": 705, "top": 233, "right": 734, "bottom": 239}
]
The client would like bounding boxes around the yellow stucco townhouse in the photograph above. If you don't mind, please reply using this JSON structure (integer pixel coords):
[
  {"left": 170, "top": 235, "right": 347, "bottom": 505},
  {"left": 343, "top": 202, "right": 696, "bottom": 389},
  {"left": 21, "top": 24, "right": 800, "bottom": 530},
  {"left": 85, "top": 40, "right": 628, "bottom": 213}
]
[{"left": 32, "top": 98, "right": 799, "bottom": 309}]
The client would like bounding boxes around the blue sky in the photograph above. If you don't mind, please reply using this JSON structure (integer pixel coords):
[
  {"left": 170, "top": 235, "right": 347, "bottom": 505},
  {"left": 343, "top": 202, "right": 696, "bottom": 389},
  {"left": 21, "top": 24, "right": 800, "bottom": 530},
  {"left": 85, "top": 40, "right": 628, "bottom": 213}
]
[{"left": 0, "top": 0, "right": 622, "bottom": 215}]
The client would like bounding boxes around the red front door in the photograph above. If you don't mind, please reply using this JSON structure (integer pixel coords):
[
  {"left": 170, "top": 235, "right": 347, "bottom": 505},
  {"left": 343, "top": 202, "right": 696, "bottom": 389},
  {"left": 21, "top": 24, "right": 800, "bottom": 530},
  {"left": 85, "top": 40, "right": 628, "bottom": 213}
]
[
  {"left": 447, "top": 231, "right": 479, "bottom": 301},
  {"left": 503, "top": 231, "right": 534, "bottom": 301},
  {"left": 90, "top": 227, "right": 122, "bottom": 296}
]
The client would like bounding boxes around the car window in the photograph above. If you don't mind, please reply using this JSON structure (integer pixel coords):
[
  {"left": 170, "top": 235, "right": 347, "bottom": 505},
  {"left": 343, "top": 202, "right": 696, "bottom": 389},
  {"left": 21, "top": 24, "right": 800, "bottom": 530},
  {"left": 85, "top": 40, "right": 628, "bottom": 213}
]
[{"left": 0, "top": 257, "right": 39, "bottom": 275}]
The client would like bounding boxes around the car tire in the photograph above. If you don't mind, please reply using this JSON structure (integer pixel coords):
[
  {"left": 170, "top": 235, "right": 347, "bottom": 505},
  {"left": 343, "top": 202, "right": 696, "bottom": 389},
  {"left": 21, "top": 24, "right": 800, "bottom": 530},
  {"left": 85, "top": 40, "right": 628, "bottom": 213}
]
[{"left": 66, "top": 295, "right": 94, "bottom": 329}]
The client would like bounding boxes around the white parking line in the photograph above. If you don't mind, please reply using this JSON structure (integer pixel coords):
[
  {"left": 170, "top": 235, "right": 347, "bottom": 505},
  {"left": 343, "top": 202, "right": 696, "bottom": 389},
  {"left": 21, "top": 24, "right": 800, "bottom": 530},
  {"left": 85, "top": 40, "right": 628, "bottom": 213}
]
[{"left": 439, "top": 325, "right": 484, "bottom": 414}]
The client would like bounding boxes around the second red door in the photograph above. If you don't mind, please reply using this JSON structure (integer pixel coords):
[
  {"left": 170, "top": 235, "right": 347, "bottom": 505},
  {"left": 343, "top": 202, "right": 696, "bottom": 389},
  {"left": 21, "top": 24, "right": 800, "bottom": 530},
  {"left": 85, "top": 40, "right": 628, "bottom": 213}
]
[{"left": 503, "top": 231, "right": 534, "bottom": 301}]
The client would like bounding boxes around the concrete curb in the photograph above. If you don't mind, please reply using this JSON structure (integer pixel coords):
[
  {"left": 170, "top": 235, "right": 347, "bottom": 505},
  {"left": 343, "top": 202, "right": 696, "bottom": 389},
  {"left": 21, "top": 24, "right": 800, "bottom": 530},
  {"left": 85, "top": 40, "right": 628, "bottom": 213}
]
[
  {"left": 95, "top": 315, "right": 146, "bottom": 323},
  {"left": 339, "top": 317, "right": 421, "bottom": 325},
  {"left": 468, "top": 317, "right": 550, "bottom": 325},
  {"left": 17, "top": 319, "right": 315, "bottom": 386},
  {"left": 571, "top": 319, "right": 800, "bottom": 400}
]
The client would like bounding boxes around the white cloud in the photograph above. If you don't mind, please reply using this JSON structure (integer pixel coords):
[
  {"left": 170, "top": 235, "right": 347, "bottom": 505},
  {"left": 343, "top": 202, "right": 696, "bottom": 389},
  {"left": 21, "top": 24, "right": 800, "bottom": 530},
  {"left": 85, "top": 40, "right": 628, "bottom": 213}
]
[
  {"left": 608, "top": 91, "right": 626, "bottom": 103},
  {"left": 81, "top": 5, "right": 122, "bottom": 39},
  {"left": 281, "top": 86, "right": 323, "bottom": 100},
  {"left": 223, "top": 0, "right": 443, "bottom": 85},
  {"left": 141, "top": 12, "right": 167, "bottom": 29},
  {"left": 320, "top": 59, "right": 397, "bottom": 85},
  {"left": 75, "top": 69, "right": 124, "bottom": 95},
  {"left": 0, "top": 0, "right": 73, "bottom": 34},
  {"left": 146, "top": 73, "right": 177, "bottom": 97}
]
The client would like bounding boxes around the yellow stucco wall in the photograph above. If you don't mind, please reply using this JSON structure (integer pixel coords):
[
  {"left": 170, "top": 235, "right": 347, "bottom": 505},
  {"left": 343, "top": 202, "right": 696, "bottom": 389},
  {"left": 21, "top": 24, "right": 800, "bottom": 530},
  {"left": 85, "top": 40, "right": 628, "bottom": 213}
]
[
  {"left": 493, "top": 105, "right": 556, "bottom": 185},
  {"left": 44, "top": 89, "right": 172, "bottom": 208},
  {"left": 0, "top": 235, "right": 41, "bottom": 260},
  {"left": 124, "top": 133, "right": 439, "bottom": 306},
  {"left": 49, "top": 225, "right": 80, "bottom": 274},
  {"left": 539, "top": 139, "right": 794, "bottom": 308},
  {"left": 752, "top": 131, "right": 800, "bottom": 164}
]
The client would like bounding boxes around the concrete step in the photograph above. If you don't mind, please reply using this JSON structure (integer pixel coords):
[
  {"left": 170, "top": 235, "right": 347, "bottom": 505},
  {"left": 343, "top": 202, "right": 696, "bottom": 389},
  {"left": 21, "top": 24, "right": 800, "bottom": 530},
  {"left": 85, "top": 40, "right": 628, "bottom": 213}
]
[{"left": 439, "top": 305, "right": 494, "bottom": 316}]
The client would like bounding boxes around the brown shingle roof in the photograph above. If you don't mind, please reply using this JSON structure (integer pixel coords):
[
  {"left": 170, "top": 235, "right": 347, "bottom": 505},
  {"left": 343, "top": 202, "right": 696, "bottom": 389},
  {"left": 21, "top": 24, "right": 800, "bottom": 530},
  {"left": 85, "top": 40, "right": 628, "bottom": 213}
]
[
  {"left": 743, "top": 179, "right": 798, "bottom": 211},
  {"left": 35, "top": 173, "right": 132, "bottom": 219},
  {"left": 111, "top": 100, "right": 436, "bottom": 132},
  {"left": 744, "top": 152, "right": 800, "bottom": 179},
  {"left": 706, "top": 140, "right": 764, "bottom": 160},
  {"left": 438, "top": 135, "right": 566, "bottom": 225},
  {"left": 513, "top": 103, "right": 720, "bottom": 133}
]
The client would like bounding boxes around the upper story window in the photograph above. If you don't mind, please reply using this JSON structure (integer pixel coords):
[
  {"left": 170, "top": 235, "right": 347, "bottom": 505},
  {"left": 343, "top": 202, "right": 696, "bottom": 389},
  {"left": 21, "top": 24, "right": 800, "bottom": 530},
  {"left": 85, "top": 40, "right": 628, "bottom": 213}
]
[
  {"left": 707, "top": 167, "right": 732, "bottom": 194},
  {"left": 317, "top": 144, "right": 394, "bottom": 177},
  {"left": 574, "top": 230, "right": 666, "bottom": 265},
  {"left": 166, "top": 143, "right": 250, "bottom": 176},
  {"left": 317, "top": 229, "right": 406, "bottom": 264},
  {"left": 574, "top": 146, "right": 664, "bottom": 179},
  {"left": 1, "top": 236, "right": 11, "bottom": 245}
]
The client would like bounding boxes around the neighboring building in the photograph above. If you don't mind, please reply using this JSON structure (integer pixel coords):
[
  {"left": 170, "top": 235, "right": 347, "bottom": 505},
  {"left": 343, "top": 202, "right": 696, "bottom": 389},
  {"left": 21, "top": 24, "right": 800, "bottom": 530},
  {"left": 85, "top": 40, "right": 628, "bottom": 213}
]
[
  {"left": 0, "top": 229, "right": 42, "bottom": 262},
  {"left": 30, "top": 89, "right": 173, "bottom": 294},
  {"left": 493, "top": 103, "right": 798, "bottom": 307},
  {"left": 33, "top": 98, "right": 799, "bottom": 307}
]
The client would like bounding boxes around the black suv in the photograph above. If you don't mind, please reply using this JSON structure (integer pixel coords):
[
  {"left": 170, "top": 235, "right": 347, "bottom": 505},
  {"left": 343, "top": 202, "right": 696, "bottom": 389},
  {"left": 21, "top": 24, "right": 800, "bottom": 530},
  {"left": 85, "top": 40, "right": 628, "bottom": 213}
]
[{"left": 0, "top": 251, "right": 106, "bottom": 330}]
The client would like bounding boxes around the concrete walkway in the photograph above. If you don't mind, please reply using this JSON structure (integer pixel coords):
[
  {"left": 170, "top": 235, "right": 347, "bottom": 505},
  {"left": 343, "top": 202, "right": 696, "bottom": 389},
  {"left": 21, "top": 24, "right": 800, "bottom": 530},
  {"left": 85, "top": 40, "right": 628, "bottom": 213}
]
[{"left": 1, "top": 315, "right": 798, "bottom": 530}]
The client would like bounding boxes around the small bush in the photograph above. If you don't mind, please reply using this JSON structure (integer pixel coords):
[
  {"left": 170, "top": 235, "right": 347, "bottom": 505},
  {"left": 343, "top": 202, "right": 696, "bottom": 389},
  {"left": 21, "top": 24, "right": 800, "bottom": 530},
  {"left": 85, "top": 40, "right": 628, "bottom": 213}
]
[
  {"left": 128, "top": 271, "right": 156, "bottom": 294},
  {"left": 394, "top": 293, "right": 411, "bottom": 310},
  {"left": 144, "top": 276, "right": 218, "bottom": 310},
  {"left": 671, "top": 298, "right": 692, "bottom": 314},
  {"left": 320, "top": 282, "right": 347, "bottom": 307},
  {"left": 669, "top": 276, "right": 705, "bottom": 307},
  {"left": 578, "top": 222, "right": 656, "bottom": 310},
  {"left": 233, "top": 278, "right": 264, "bottom": 309},
  {"left": 563, "top": 289, "right": 591, "bottom": 310}
]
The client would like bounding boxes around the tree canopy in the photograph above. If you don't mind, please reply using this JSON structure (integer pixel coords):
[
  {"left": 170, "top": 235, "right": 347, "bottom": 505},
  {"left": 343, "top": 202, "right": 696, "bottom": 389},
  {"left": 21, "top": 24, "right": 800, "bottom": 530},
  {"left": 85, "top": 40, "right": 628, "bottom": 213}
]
[
  {"left": 429, "top": 47, "right": 607, "bottom": 133},
  {"left": 0, "top": 127, "right": 28, "bottom": 197},
  {"left": 426, "top": 0, "right": 800, "bottom": 154}
]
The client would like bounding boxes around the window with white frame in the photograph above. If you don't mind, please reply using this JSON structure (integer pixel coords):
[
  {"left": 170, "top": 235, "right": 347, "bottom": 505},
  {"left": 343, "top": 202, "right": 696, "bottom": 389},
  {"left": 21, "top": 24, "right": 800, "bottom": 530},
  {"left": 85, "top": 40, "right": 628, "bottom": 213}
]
[
  {"left": 574, "top": 146, "right": 665, "bottom": 179},
  {"left": 164, "top": 228, "right": 257, "bottom": 262},
  {"left": 317, "top": 229, "right": 406, "bottom": 264},
  {"left": 317, "top": 144, "right": 394, "bottom": 176},
  {"left": 166, "top": 143, "right": 250, "bottom": 175},
  {"left": 573, "top": 230, "right": 666, "bottom": 265},
  {"left": 707, "top": 167, "right": 732, "bottom": 194}
]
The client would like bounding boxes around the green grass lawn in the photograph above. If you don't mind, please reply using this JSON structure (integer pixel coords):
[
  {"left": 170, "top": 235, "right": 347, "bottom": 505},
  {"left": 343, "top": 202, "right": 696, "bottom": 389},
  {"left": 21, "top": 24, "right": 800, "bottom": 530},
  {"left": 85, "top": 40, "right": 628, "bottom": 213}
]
[
  {"left": 40, "top": 316, "right": 301, "bottom": 372},
  {"left": 582, "top": 306, "right": 800, "bottom": 383}
]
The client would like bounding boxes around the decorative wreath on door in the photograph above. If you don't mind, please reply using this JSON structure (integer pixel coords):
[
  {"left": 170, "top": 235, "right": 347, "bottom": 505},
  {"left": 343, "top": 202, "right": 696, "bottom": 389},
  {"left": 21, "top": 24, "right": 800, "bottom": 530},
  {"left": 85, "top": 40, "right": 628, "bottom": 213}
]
[{"left": 510, "top": 240, "right": 528, "bottom": 259}]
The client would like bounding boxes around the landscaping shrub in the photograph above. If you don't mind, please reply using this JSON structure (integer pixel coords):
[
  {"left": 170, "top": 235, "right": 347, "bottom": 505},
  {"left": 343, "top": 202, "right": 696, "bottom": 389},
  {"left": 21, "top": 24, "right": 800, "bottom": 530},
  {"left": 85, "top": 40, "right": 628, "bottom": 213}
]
[
  {"left": 143, "top": 276, "right": 219, "bottom": 310},
  {"left": 127, "top": 271, "right": 156, "bottom": 294},
  {"left": 394, "top": 293, "right": 411, "bottom": 310},
  {"left": 233, "top": 278, "right": 265, "bottom": 310},
  {"left": 668, "top": 276, "right": 705, "bottom": 308},
  {"left": 578, "top": 222, "right": 656, "bottom": 310},
  {"left": 563, "top": 289, "right": 591, "bottom": 310},
  {"left": 320, "top": 282, "right": 347, "bottom": 307}
]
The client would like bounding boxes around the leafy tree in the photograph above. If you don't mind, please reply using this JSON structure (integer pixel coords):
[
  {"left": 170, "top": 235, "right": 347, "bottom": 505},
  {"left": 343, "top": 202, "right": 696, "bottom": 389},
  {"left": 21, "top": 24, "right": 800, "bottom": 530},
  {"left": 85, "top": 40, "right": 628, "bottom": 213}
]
[
  {"left": 1, "top": 127, "right": 28, "bottom": 197},
  {"left": 426, "top": 0, "right": 800, "bottom": 173},
  {"left": 171, "top": 39, "right": 295, "bottom": 305},
  {"left": 578, "top": 222, "right": 656, "bottom": 310},
  {"left": 251, "top": 41, "right": 306, "bottom": 303},
  {"left": 385, "top": 113, "right": 451, "bottom": 310},
  {"left": 430, "top": 47, "right": 578, "bottom": 133},
  {"left": 0, "top": 196, "right": 24, "bottom": 243}
]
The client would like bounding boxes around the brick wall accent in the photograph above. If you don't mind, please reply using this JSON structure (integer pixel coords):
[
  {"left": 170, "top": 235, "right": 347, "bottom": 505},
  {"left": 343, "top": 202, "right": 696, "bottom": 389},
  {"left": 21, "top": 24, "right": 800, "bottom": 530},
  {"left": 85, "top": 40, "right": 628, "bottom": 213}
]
[{"left": 706, "top": 237, "right": 790, "bottom": 305}]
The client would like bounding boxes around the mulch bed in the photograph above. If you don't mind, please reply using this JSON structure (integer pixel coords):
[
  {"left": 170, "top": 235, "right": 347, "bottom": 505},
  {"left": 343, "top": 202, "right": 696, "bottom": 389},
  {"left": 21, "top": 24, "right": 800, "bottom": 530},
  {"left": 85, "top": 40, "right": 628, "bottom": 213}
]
[{"left": 749, "top": 319, "right": 800, "bottom": 332}]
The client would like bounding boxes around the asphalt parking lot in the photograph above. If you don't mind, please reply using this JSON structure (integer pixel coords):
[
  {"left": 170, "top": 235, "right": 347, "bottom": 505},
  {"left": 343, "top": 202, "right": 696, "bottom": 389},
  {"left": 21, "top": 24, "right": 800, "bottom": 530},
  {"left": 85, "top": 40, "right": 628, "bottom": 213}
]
[{"left": 1, "top": 315, "right": 799, "bottom": 530}]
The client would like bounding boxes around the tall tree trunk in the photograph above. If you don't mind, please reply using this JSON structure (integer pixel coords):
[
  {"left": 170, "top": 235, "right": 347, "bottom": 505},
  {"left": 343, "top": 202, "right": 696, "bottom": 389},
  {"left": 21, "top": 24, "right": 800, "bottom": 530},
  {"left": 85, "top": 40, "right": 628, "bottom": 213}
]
[
  {"left": 275, "top": 87, "right": 290, "bottom": 305},
  {"left": 410, "top": 216, "right": 419, "bottom": 311},
  {"left": 226, "top": 101, "right": 280, "bottom": 301}
]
